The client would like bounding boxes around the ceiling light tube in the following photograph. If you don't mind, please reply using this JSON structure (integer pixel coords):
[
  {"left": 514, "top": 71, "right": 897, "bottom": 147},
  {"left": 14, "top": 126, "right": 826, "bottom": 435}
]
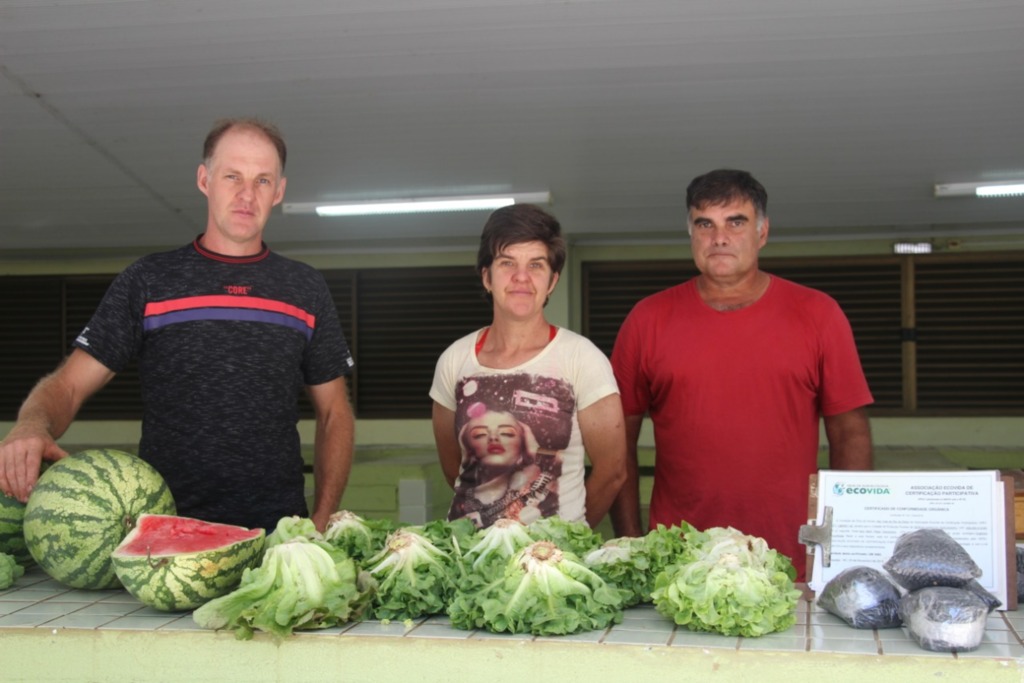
[
  {"left": 934, "top": 181, "right": 1024, "bottom": 198},
  {"left": 283, "top": 191, "right": 551, "bottom": 216},
  {"left": 975, "top": 183, "right": 1024, "bottom": 198}
]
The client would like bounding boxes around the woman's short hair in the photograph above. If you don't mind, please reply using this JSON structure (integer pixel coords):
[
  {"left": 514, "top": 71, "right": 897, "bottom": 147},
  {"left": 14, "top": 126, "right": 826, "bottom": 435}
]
[{"left": 476, "top": 203, "right": 567, "bottom": 277}]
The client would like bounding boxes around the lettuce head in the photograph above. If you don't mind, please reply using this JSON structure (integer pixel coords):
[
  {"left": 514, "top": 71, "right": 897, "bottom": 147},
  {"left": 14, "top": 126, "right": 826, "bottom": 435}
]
[
  {"left": 192, "top": 537, "right": 374, "bottom": 640},
  {"left": 365, "top": 526, "right": 460, "bottom": 621},
  {"left": 449, "top": 540, "right": 624, "bottom": 635},
  {"left": 652, "top": 527, "right": 802, "bottom": 637}
]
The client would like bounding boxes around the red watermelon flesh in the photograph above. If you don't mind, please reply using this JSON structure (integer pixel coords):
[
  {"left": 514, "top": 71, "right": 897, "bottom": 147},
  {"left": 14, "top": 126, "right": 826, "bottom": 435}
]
[{"left": 118, "top": 515, "right": 262, "bottom": 555}]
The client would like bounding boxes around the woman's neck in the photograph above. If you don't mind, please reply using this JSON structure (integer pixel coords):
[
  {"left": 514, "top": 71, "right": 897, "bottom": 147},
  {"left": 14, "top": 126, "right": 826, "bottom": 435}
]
[{"left": 476, "top": 318, "right": 555, "bottom": 369}]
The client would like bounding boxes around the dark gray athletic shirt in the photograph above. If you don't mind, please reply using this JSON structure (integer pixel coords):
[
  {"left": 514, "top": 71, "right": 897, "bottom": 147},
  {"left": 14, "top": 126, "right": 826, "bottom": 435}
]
[{"left": 73, "top": 237, "right": 353, "bottom": 531}]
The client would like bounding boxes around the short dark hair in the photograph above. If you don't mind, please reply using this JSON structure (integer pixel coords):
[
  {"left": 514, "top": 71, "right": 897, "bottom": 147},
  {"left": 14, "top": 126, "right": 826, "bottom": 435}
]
[
  {"left": 476, "top": 204, "right": 567, "bottom": 277},
  {"left": 686, "top": 169, "right": 768, "bottom": 218},
  {"left": 202, "top": 117, "right": 287, "bottom": 170}
]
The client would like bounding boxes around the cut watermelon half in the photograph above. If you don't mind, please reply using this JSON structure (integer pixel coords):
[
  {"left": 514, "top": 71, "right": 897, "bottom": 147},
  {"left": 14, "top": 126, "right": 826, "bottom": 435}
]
[{"left": 112, "top": 514, "right": 265, "bottom": 612}]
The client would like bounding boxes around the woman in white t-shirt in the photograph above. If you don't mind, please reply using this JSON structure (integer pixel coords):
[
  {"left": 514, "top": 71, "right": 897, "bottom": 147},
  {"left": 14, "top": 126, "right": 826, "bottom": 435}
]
[{"left": 429, "top": 204, "right": 627, "bottom": 529}]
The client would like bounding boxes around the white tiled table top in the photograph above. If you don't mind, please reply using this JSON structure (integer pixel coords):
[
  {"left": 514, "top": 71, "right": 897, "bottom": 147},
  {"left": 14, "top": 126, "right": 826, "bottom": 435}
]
[{"left": 3, "top": 567, "right": 1022, "bottom": 661}]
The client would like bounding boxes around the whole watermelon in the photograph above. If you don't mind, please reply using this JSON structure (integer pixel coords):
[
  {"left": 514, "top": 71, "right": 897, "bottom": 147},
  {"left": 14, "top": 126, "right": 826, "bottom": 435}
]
[
  {"left": 23, "top": 448, "right": 176, "bottom": 590},
  {"left": 112, "top": 514, "right": 265, "bottom": 611},
  {"left": 0, "top": 490, "right": 32, "bottom": 566}
]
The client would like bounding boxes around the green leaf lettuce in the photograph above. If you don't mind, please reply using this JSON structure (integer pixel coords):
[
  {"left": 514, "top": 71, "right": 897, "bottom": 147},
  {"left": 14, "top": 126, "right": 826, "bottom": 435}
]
[
  {"left": 652, "top": 527, "right": 801, "bottom": 637},
  {"left": 192, "top": 537, "right": 374, "bottom": 640},
  {"left": 449, "top": 540, "right": 624, "bottom": 635},
  {"left": 365, "top": 527, "right": 459, "bottom": 621}
]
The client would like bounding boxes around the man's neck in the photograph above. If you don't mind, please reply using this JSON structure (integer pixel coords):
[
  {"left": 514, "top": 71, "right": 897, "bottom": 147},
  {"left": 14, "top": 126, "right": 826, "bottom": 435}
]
[
  {"left": 696, "top": 271, "right": 771, "bottom": 312},
  {"left": 198, "top": 232, "right": 264, "bottom": 258}
]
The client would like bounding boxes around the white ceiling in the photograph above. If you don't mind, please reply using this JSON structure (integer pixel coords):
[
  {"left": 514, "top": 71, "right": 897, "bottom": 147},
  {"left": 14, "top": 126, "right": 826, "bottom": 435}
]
[{"left": 2, "top": 0, "right": 1023, "bottom": 258}]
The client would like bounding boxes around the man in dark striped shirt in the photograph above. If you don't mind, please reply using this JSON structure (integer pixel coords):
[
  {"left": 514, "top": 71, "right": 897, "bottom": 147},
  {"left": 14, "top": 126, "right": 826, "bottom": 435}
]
[{"left": 0, "top": 118, "right": 355, "bottom": 533}]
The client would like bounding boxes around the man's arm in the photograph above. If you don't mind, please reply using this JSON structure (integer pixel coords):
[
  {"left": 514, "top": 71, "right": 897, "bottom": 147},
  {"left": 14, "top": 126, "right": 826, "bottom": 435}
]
[
  {"left": 306, "top": 376, "right": 355, "bottom": 532},
  {"left": 824, "top": 407, "right": 873, "bottom": 470},
  {"left": 0, "top": 349, "right": 115, "bottom": 501},
  {"left": 431, "top": 401, "right": 461, "bottom": 488},
  {"left": 578, "top": 394, "right": 628, "bottom": 529},
  {"left": 609, "top": 414, "right": 645, "bottom": 537}
]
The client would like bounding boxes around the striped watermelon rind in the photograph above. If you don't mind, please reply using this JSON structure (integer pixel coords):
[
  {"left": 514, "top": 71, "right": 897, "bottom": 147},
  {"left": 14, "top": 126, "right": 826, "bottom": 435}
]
[
  {"left": 23, "top": 448, "right": 176, "bottom": 590},
  {"left": 112, "top": 514, "right": 266, "bottom": 611},
  {"left": 0, "top": 491, "right": 32, "bottom": 566}
]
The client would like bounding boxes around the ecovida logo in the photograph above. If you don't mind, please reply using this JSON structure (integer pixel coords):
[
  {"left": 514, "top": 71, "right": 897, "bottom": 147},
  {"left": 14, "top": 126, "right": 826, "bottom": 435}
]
[{"left": 832, "top": 482, "right": 892, "bottom": 496}]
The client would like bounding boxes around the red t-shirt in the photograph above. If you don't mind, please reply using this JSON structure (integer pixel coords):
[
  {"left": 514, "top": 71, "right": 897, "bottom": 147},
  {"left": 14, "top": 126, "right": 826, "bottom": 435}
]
[{"left": 611, "top": 276, "right": 873, "bottom": 579}]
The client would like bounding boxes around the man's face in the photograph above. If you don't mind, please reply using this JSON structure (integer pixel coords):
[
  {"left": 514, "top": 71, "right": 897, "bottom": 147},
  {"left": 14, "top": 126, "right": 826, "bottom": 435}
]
[
  {"left": 688, "top": 198, "right": 768, "bottom": 284},
  {"left": 196, "top": 126, "right": 286, "bottom": 254}
]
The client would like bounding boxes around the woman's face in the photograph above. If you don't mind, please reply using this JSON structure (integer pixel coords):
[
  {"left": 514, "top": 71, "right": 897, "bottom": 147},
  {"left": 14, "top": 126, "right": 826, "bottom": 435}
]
[
  {"left": 482, "top": 240, "right": 558, "bottom": 321},
  {"left": 464, "top": 410, "right": 523, "bottom": 468}
]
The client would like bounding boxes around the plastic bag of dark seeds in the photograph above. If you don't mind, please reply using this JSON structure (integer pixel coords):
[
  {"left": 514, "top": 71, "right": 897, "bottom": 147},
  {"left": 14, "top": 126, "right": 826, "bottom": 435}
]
[
  {"left": 898, "top": 587, "right": 988, "bottom": 652},
  {"left": 1016, "top": 547, "right": 1024, "bottom": 601},
  {"left": 962, "top": 579, "right": 1001, "bottom": 613},
  {"left": 817, "top": 566, "right": 903, "bottom": 629},
  {"left": 882, "top": 529, "right": 981, "bottom": 591}
]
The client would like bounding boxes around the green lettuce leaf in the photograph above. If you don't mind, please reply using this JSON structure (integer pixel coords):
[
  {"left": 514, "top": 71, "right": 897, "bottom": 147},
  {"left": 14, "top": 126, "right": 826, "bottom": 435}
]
[
  {"left": 460, "top": 518, "right": 538, "bottom": 581},
  {"left": 417, "top": 517, "right": 478, "bottom": 556},
  {"left": 584, "top": 536, "right": 653, "bottom": 606},
  {"left": 643, "top": 523, "right": 695, "bottom": 575},
  {"left": 323, "top": 510, "right": 395, "bottom": 564},
  {"left": 265, "top": 516, "right": 323, "bottom": 548},
  {"left": 526, "top": 516, "right": 603, "bottom": 556}
]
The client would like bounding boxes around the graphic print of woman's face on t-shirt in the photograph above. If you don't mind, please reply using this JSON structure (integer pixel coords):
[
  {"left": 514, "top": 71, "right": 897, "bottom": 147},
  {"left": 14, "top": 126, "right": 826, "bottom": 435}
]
[{"left": 449, "top": 373, "right": 574, "bottom": 528}]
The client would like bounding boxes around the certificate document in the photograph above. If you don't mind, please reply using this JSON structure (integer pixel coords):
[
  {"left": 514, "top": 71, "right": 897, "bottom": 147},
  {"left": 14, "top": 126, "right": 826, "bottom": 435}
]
[{"left": 807, "top": 470, "right": 1009, "bottom": 609}]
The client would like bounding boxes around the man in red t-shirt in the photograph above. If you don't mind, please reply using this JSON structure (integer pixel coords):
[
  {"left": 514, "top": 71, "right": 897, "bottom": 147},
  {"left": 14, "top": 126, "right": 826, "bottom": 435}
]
[{"left": 610, "top": 168, "right": 874, "bottom": 580}]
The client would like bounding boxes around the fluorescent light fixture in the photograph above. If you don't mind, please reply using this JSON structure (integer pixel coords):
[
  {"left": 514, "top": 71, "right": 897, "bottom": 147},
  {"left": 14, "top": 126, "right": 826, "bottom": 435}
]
[
  {"left": 934, "top": 181, "right": 1024, "bottom": 198},
  {"left": 283, "top": 191, "right": 551, "bottom": 216},
  {"left": 893, "top": 241, "right": 933, "bottom": 255},
  {"left": 975, "top": 183, "right": 1024, "bottom": 197}
]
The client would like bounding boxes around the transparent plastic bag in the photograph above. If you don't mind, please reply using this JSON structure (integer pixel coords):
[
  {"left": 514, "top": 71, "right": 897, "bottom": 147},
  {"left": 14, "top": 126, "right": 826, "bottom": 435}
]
[
  {"left": 1016, "top": 547, "right": 1024, "bottom": 601},
  {"left": 817, "top": 566, "right": 902, "bottom": 629},
  {"left": 898, "top": 587, "right": 988, "bottom": 652},
  {"left": 882, "top": 529, "right": 981, "bottom": 591},
  {"left": 962, "top": 579, "right": 1001, "bottom": 613}
]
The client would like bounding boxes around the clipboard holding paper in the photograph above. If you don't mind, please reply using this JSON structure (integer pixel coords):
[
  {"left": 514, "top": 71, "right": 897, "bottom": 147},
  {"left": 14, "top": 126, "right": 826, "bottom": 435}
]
[{"left": 802, "top": 470, "right": 1015, "bottom": 610}]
